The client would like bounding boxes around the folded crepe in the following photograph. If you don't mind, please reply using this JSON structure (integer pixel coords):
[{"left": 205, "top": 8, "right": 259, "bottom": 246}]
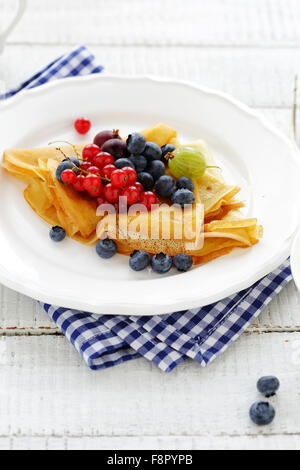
[
  {"left": 2, "top": 123, "right": 262, "bottom": 263},
  {"left": 2, "top": 144, "right": 98, "bottom": 244}
]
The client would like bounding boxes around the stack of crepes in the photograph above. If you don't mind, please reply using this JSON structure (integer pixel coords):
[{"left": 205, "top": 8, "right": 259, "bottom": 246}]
[{"left": 2, "top": 123, "right": 262, "bottom": 264}]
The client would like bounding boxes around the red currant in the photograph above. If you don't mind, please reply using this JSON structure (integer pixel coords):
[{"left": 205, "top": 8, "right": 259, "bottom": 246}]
[
  {"left": 123, "top": 166, "right": 137, "bottom": 186},
  {"left": 90, "top": 187, "right": 103, "bottom": 197},
  {"left": 135, "top": 182, "right": 144, "bottom": 193},
  {"left": 61, "top": 169, "right": 76, "bottom": 184},
  {"left": 74, "top": 117, "right": 91, "bottom": 135},
  {"left": 83, "top": 174, "right": 103, "bottom": 197},
  {"left": 80, "top": 161, "right": 92, "bottom": 172},
  {"left": 87, "top": 165, "right": 101, "bottom": 176},
  {"left": 103, "top": 183, "right": 121, "bottom": 203},
  {"left": 82, "top": 144, "right": 100, "bottom": 161},
  {"left": 121, "top": 186, "right": 140, "bottom": 206},
  {"left": 100, "top": 164, "right": 116, "bottom": 180},
  {"left": 110, "top": 169, "right": 127, "bottom": 188},
  {"left": 139, "top": 191, "right": 158, "bottom": 211},
  {"left": 96, "top": 195, "right": 107, "bottom": 206},
  {"left": 92, "top": 152, "right": 114, "bottom": 169},
  {"left": 72, "top": 174, "right": 86, "bottom": 192}
]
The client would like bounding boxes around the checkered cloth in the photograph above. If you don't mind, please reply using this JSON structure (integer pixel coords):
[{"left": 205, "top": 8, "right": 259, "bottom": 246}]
[
  {"left": 2, "top": 46, "right": 292, "bottom": 372},
  {"left": 0, "top": 45, "right": 103, "bottom": 100}
]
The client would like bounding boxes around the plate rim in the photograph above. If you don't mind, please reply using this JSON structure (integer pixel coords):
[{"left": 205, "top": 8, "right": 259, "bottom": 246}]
[
  {"left": 1, "top": 72, "right": 299, "bottom": 152},
  {"left": 1, "top": 74, "right": 300, "bottom": 315}
]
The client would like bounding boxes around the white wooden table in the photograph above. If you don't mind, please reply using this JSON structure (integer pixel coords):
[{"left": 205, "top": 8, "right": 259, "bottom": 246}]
[{"left": 1, "top": 0, "right": 300, "bottom": 451}]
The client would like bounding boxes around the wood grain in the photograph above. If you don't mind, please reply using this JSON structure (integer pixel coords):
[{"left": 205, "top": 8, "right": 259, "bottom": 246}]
[
  {"left": 2, "top": 0, "right": 300, "bottom": 47},
  {"left": 0, "top": 435, "right": 299, "bottom": 450}
]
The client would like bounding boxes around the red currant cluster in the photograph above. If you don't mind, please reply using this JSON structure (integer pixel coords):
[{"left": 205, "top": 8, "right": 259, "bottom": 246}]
[{"left": 59, "top": 121, "right": 158, "bottom": 212}]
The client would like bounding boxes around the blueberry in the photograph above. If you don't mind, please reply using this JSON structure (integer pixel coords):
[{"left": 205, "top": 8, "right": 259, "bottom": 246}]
[
  {"left": 154, "top": 175, "right": 175, "bottom": 198},
  {"left": 126, "top": 133, "right": 146, "bottom": 155},
  {"left": 56, "top": 161, "right": 76, "bottom": 183},
  {"left": 161, "top": 144, "right": 176, "bottom": 159},
  {"left": 143, "top": 142, "right": 162, "bottom": 161},
  {"left": 96, "top": 238, "right": 117, "bottom": 259},
  {"left": 49, "top": 226, "right": 66, "bottom": 242},
  {"left": 146, "top": 160, "right": 166, "bottom": 180},
  {"left": 114, "top": 158, "right": 135, "bottom": 169},
  {"left": 176, "top": 176, "right": 194, "bottom": 192},
  {"left": 172, "top": 189, "right": 195, "bottom": 207},
  {"left": 137, "top": 172, "right": 154, "bottom": 191},
  {"left": 63, "top": 156, "right": 80, "bottom": 167},
  {"left": 249, "top": 402, "right": 275, "bottom": 426},
  {"left": 173, "top": 254, "right": 193, "bottom": 272},
  {"left": 257, "top": 376, "right": 280, "bottom": 397},
  {"left": 129, "top": 250, "right": 151, "bottom": 271},
  {"left": 151, "top": 252, "right": 173, "bottom": 274},
  {"left": 130, "top": 155, "right": 147, "bottom": 172}
]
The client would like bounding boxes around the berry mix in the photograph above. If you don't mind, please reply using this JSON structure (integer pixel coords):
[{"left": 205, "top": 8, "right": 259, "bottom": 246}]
[{"left": 50, "top": 117, "right": 207, "bottom": 274}]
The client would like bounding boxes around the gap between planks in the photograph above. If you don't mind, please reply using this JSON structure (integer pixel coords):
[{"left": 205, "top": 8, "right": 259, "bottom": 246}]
[
  {"left": 0, "top": 431, "right": 300, "bottom": 438},
  {"left": 1, "top": 434, "right": 300, "bottom": 451},
  {"left": 7, "top": 42, "right": 300, "bottom": 49},
  {"left": 0, "top": 327, "right": 300, "bottom": 336}
]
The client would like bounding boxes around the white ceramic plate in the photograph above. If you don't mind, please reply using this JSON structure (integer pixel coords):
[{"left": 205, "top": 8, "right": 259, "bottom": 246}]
[{"left": 1, "top": 75, "right": 300, "bottom": 316}]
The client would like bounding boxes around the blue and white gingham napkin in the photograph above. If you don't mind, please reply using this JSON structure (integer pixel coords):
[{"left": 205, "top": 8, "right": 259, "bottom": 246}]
[
  {"left": 0, "top": 45, "right": 103, "bottom": 100},
  {"left": 1, "top": 46, "right": 292, "bottom": 372}
]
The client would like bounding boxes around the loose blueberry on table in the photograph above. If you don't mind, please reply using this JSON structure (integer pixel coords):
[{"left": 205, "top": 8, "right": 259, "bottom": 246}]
[
  {"left": 249, "top": 401, "right": 275, "bottom": 426},
  {"left": 257, "top": 376, "right": 280, "bottom": 398}
]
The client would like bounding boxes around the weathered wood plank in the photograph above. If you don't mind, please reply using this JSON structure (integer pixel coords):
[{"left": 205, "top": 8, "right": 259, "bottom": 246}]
[
  {"left": 0, "top": 434, "right": 299, "bottom": 450},
  {"left": 0, "top": 333, "right": 299, "bottom": 437}
]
